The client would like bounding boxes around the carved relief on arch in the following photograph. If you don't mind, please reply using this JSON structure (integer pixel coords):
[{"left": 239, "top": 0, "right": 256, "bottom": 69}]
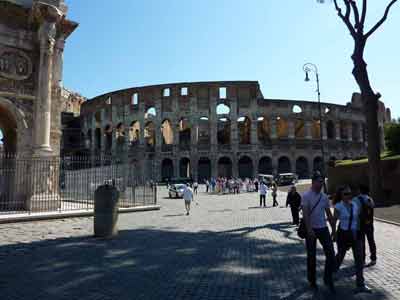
[{"left": 0, "top": 48, "right": 33, "bottom": 81}]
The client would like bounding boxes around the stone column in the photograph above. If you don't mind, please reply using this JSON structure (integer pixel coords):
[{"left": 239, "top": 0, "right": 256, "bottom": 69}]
[
  {"left": 347, "top": 123, "right": 353, "bottom": 142},
  {"left": 172, "top": 118, "right": 179, "bottom": 154},
  {"left": 322, "top": 121, "right": 328, "bottom": 140},
  {"left": 232, "top": 155, "right": 238, "bottom": 178},
  {"left": 111, "top": 105, "right": 118, "bottom": 154},
  {"left": 359, "top": 123, "right": 364, "bottom": 143},
  {"left": 251, "top": 119, "right": 258, "bottom": 147},
  {"left": 210, "top": 98, "right": 218, "bottom": 152},
  {"left": 100, "top": 109, "right": 106, "bottom": 152},
  {"left": 91, "top": 114, "right": 96, "bottom": 154},
  {"left": 336, "top": 123, "right": 341, "bottom": 141},
  {"left": 288, "top": 120, "right": 295, "bottom": 139},
  {"left": 211, "top": 155, "right": 218, "bottom": 178},
  {"left": 305, "top": 120, "right": 312, "bottom": 140},
  {"left": 34, "top": 19, "right": 60, "bottom": 156},
  {"left": 230, "top": 100, "right": 238, "bottom": 151},
  {"left": 270, "top": 118, "right": 277, "bottom": 139}
]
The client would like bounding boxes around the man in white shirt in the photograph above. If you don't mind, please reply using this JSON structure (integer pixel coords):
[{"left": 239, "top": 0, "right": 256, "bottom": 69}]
[
  {"left": 183, "top": 184, "right": 194, "bottom": 216},
  {"left": 302, "top": 172, "right": 336, "bottom": 293},
  {"left": 259, "top": 181, "right": 267, "bottom": 207}
]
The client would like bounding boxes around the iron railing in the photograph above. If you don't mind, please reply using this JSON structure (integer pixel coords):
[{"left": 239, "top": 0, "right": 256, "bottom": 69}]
[{"left": 0, "top": 153, "right": 157, "bottom": 215}]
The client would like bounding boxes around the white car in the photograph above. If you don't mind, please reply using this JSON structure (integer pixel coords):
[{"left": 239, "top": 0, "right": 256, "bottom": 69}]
[{"left": 168, "top": 184, "right": 186, "bottom": 198}]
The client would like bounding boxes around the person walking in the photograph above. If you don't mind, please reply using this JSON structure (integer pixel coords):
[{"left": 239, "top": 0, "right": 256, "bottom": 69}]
[
  {"left": 205, "top": 179, "right": 209, "bottom": 193},
  {"left": 286, "top": 185, "right": 301, "bottom": 225},
  {"left": 259, "top": 181, "right": 267, "bottom": 207},
  {"left": 332, "top": 185, "right": 370, "bottom": 294},
  {"left": 302, "top": 173, "right": 336, "bottom": 293},
  {"left": 355, "top": 184, "right": 377, "bottom": 266},
  {"left": 182, "top": 184, "right": 194, "bottom": 216},
  {"left": 193, "top": 181, "right": 198, "bottom": 195},
  {"left": 254, "top": 179, "right": 259, "bottom": 193},
  {"left": 271, "top": 182, "right": 278, "bottom": 207}
]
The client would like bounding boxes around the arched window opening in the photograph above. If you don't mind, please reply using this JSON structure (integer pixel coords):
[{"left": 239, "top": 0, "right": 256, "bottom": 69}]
[
  {"left": 296, "top": 157, "right": 309, "bottom": 179},
  {"left": 129, "top": 121, "right": 140, "bottom": 145},
  {"left": 144, "top": 121, "right": 155, "bottom": 148},
  {"left": 217, "top": 117, "right": 231, "bottom": 145},
  {"left": 131, "top": 93, "right": 139, "bottom": 105},
  {"left": 216, "top": 103, "right": 230, "bottom": 115},
  {"left": 312, "top": 120, "right": 321, "bottom": 139},
  {"left": 277, "top": 117, "right": 288, "bottom": 138},
  {"left": 179, "top": 158, "right": 191, "bottom": 178},
  {"left": 326, "top": 120, "right": 335, "bottom": 140},
  {"left": 292, "top": 105, "right": 302, "bottom": 114},
  {"left": 181, "top": 87, "right": 188, "bottom": 96},
  {"left": 218, "top": 157, "right": 232, "bottom": 178},
  {"left": 161, "top": 119, "right": 173, "bottom": 145},
  {"left": 198, "top": 157, "right": 211, "bottom": 182},
  {"left": 219, "top": 87, "right": 227, "bottom": 99},
  {"left": 104, "top": 124, "right": 113, "bottom": 153},
  {"left": 238, "top": 116, "right": 251, "bottom": 144},
  {"left": 161, "top": 159, "right": 174, "bottom": 181},
  {"left": 179, "top": 118, "right": 191, "bottom": 149},
  {"left": 144, "top": 107, "right": 156, "bottom": 119},
  {"left": 163, "top": 88, "right": 170, "bottom": 97},
  {"left": 238, "top": 156, "right": 253, "bottom": 179},
  {"left": 198, "top": 116, "right": 210, "bottom": 144},
  {"left": 257, "top": 116, "right": 270, "bottom": 144},
  {"left": 258, "top": 157, "right": 273, "bottom": 175},
  {"left": 278, "top": 156, "right": 291, "bottom": 174}
]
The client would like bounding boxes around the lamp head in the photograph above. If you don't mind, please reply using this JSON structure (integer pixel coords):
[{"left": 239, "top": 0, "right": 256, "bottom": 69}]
[{"left": 304, "top": 71, "right": 310, "bottom": 82}]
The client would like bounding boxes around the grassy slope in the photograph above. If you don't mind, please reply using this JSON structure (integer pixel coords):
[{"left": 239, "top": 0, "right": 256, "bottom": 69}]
[{"left": 335, "top": 153, "right": 400, "bottom": 166}]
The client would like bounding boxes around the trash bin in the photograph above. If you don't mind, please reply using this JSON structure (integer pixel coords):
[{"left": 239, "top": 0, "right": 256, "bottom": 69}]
[{"left": 94, "top": 184, "right": 119, "bottom": 238}]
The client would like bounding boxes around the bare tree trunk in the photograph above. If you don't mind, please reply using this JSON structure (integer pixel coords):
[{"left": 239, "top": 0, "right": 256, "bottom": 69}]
[
  {"left": 351, "top": 39, "right": 384, "bottom": 203},
  {"left": 365, "top": 94, "right": 383, "bottom": 203}
]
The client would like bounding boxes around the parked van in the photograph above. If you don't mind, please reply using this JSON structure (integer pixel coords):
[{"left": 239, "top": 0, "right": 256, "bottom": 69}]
[
  {"left": 276, "top": 173, "right": 298, "bottom": 186},
  {"left": 258, "top": 174, "right": 274, "bottom": 187}
]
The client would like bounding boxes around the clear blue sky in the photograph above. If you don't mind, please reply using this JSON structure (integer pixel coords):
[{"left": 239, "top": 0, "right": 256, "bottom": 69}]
[{"left": 63, "top": 0, "right": 400, "bottom": 118}]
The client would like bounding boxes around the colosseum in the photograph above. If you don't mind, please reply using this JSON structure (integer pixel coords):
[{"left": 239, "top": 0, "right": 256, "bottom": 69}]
[{"left": 80, "top": 81, "right": 390, "bottom": 182}]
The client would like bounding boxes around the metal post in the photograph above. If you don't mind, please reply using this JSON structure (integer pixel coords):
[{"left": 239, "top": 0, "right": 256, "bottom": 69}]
[{"left": 303, "top": 63, "right": 326, "bottom": 191}]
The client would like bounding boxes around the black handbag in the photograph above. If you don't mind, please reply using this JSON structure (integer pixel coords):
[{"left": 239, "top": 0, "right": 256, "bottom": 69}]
[{"left": 297, "top": 194, "right": 322, "bottom": 239}]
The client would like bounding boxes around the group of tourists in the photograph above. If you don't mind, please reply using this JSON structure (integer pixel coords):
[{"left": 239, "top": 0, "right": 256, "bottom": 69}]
[
  {"left": 258, "top": 181, "right": 279, "bottom": 207},
  {"left": 205, "top": 177, "right": 268, "bottom": 194},
  {"left": 180, "top": 172, "right": 377, "bottom": 294},
  {"left": 299, "top": 173, "right": 376, "bottom": 294}
]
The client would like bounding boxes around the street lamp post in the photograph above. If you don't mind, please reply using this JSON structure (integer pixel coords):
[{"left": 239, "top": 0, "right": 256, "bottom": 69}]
[{"left": 303, "top": 63, "right": 326, "bottom": 188}]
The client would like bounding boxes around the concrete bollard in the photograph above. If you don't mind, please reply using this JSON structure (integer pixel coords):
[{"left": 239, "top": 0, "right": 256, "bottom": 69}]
[{"left": 94, "top": 184, "right": 119, "bottom": 238}]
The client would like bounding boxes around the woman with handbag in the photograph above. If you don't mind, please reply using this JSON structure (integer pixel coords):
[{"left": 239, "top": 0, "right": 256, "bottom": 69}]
[{"left": 332, "top": 185, "right": 370, "bottom": 294}]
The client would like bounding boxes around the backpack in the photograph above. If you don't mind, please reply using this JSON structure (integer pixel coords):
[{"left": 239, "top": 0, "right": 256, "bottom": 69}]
[{"left": 358, "top": 195, "right": 374, "bottom": 230}]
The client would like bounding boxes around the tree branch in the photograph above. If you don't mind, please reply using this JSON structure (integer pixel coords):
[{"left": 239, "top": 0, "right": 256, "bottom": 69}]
[
  {"left": 333, "top": 0, "right": 356, "bottom": 37},
  {"left": 349, "top": 0, "right": 361, "bottom": 31},
  {"left": 365, "top": 0, "right": 399, "bottom": 38},
  {"left": 360, "top": 0, "right": 367, "bottom": 25}
]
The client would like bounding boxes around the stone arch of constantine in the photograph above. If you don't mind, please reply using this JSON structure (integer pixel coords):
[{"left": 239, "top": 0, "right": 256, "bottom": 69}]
[
  {"left": 0, "top": 0, "right": 77, "bottom": 210},
  {"left": 80, "top": 81, "right": 390, "bottom": 182}
]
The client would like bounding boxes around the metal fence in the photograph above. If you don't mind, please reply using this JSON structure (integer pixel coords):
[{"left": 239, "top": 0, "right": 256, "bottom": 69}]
[{"left": 0, "top": 153, "right": 157, "bottom": 215}]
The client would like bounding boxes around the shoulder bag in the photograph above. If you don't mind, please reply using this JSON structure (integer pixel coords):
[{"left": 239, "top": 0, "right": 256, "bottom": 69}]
[{"left": 297, "top": 194, "right": 322, "bottom": 239}]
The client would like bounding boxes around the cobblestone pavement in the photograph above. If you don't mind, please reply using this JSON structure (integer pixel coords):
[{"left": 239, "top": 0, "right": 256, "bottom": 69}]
[{"left": 0, "top": 187, "right": 399, "bottom": 300}]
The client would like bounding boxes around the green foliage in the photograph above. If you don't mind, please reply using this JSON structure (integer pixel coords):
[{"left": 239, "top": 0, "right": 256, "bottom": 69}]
[{"left": 384, "top": 122, "right": 400, "bottom": 154}]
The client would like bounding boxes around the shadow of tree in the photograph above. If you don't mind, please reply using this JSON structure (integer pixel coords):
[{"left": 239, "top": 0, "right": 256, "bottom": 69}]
[{"left": 0, "top": 225, "right": 391, "bottom": 300}]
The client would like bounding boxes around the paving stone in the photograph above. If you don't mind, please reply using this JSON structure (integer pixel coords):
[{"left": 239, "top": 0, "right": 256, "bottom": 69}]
[{"left": 0, "top": 187, "right": 399, "bottom": 300}]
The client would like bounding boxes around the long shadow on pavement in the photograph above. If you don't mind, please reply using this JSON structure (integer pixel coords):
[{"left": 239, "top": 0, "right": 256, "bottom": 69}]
[{"left": 0, "top": 225, "right": 391, "bottom": 300}]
